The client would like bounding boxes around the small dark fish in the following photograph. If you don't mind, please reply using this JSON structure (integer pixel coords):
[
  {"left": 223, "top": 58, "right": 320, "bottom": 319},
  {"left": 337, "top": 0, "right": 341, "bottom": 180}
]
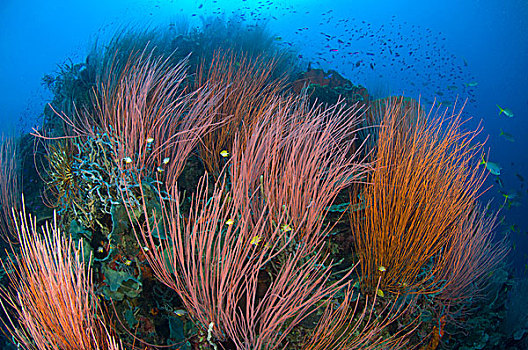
[
  {"left": 198, "top": 4, "right": 203, "bottom": 8},
  {"left": 494, "top": 176, "right": 504, "bottom": 188},
  {"left": 499, "top": 128, "right": 515, "bottom": 142}
]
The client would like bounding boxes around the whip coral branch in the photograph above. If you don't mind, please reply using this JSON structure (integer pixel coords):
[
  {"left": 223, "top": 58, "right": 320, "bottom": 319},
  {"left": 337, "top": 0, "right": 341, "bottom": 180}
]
[
  {"left": 350, "top": 96, "right": 500, "bottom": 299},
  {"left": 123, "top": 91, "right": 381, "bottom": 349},
  {"left": 230, "top": 94, "right": 370, "bottom": 247},
  {"left": 195, "top": 49, "right": 287, "bottom": 176},
  {"left": 435, "top": 203, "right": 509, "bottom": 316},
  {"left": 304, "top": 280, "right": 418, "bottom": 350},
  {"left": 126, "top": 173, "right": 307, "bottom": 348},
  {"left": 127, "top": 173, "right": 384, "bottom": 350},
  {"left": 0, "top": 136, "right": 21, "bottom": 242},
  {"left": 83, "top": 47, "right": 221, "bottom": 185},
  {"left": 0, "top": 199, "right": 122, "bottom": 350}
]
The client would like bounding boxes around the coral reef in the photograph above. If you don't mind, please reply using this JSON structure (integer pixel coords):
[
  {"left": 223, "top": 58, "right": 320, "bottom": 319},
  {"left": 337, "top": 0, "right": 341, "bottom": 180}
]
[{"left": 0, "top": 20, "right": 515, "bottom": 350}]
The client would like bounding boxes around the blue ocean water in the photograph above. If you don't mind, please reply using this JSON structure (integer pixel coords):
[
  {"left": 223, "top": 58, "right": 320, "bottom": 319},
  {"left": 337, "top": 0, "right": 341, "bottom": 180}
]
[{"left": 0, "top": 0, "right": 527, "bottom": 347}]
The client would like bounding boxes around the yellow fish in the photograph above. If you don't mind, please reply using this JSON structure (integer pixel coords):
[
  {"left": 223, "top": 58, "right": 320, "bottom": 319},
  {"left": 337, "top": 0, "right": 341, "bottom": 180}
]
[
  {"left": 226, "top": 219, "right": 234, "bottom": 226},
  {"left": 174, "top": 309, "right": 187, "bottom": 317},
  {"left": 281, "top": 223, "right": 292, "bottom": 232},
  {"left": 220, "top": 150, "right": 230, "bottom": 158},
  {"left": 377, "top": 289, "right": 385, "bottom": 297},
  {"left": 378, "top": 266, "right": 386, "bottom": 272},
  {"left": 250, "top": 235, "right": 261, "bottom": 246}
]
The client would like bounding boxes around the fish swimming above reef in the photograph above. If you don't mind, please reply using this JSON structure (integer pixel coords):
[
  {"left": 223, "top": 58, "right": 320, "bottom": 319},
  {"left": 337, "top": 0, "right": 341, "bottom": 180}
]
[
  {"left": 494, "top": 175, "right": 504, "bottom": 188},
  {"left": 499, "top": 128, "right": 515, "bottom": 142},
  {"left": 501, "top": 191, "right": 521, "bottom": 209},
  {"left": 479, "top": 155, "right": 502, "bottom": 176},
  {"left": 496, "top": 104, "right": 514, "bottom": 118}
]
